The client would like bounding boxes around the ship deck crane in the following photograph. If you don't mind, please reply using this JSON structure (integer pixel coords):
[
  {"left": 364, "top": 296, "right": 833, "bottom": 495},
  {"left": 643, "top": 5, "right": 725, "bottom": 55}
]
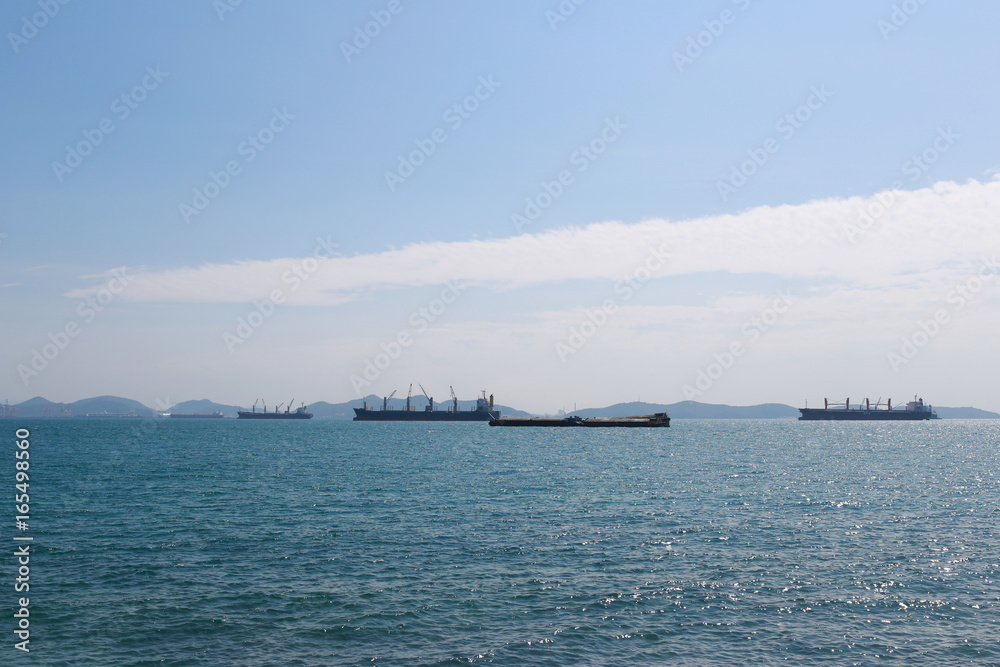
[
  {"left": 450, "top": 386, "right": 458, "bottom": 412},
  {"left": 419, "top": 384, "right": 434, "bottom": 412},
  {"left": 383, "top": 389, "right": 396, "bottom": 411},
  {"left": 406, "top": 384, "right": 413, "bottom": 411}
]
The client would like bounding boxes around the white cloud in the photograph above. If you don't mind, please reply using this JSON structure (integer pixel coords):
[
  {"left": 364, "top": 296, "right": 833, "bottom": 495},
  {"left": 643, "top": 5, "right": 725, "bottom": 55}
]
[{"left": 65, "top": 177, "right": 1000, "bottom": 306}]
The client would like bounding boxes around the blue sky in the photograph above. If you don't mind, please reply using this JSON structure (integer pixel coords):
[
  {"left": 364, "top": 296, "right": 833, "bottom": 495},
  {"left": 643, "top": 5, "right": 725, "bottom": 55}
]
[{"left": 2, "top": 0, "right": 1000, "bottom": 413}]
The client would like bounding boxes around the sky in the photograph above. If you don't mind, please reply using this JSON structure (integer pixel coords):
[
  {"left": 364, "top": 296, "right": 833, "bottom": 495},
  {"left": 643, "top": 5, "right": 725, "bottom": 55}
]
[{"left": 2, "top": 0, "right": 999, "bottom": 414}]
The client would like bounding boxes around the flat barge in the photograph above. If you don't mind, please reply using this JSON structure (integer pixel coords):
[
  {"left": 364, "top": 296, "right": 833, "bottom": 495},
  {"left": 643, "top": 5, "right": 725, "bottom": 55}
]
[{"left": 489, "top": 413, "right": 670, "bottom": 428}]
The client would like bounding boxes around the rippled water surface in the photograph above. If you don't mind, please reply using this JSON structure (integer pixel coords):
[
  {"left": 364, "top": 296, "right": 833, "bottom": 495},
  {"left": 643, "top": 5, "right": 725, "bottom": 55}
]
[{"left": 17, "top": 418, "right": 1000, "bottom": 664}]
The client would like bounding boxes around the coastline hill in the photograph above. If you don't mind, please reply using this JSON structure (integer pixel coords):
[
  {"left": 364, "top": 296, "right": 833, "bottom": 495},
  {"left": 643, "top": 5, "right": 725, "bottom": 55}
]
[{"left": 4, "top": 396, "right": 999, "bottom": 419}]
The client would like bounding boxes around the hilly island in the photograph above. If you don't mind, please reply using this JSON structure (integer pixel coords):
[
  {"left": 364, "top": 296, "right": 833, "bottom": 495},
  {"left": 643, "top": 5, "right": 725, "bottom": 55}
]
[{"left": 2, "top": 396, "right": 998, "bottom": 420}]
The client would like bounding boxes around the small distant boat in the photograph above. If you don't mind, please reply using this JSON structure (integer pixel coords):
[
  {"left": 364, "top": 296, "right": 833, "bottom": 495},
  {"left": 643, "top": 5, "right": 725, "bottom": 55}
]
[
  {"left": 490, "top": 412, "right": 670, "bottom": 428},
  {"left": 169, "top": 411, "right": 225, "bottom": 419},
  {"left": 237, "top": 399, "right": 313, "bottom": 420},
  {"left": 798, "top": 396, "right": 938, "bottom": 421},
  {"left": 79, "top": 412, "right": 141, "bottom": 419}
]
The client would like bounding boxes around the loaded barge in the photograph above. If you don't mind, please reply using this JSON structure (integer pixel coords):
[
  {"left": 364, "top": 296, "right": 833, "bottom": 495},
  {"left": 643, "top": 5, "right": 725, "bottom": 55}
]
[
  {"left": 489, "top": 413, "right": 670, "bottom": 428},
  {"left": 798, "top": 396, "right": 937, "bottom": 421}
]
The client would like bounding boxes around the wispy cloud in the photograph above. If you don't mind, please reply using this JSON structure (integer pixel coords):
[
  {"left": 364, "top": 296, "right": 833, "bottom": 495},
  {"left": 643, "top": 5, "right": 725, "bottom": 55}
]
[{"left": 65, "top": 177, "right": 1000, "bottom": 306}]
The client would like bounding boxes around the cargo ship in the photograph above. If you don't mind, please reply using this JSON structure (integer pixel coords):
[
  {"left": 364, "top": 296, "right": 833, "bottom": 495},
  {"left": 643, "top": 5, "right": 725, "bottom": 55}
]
[
  {"left": 798, "top": 396, "right": 938, "bottom": 421},
  {"left": 489, "top": 412, "right": 670, "bottom": 428},
  {"left": 237, "top": 400, "right": 313, "bottom": 420},
  {"left": 353, "top": 386, "right": 499, "bottom": 422}
]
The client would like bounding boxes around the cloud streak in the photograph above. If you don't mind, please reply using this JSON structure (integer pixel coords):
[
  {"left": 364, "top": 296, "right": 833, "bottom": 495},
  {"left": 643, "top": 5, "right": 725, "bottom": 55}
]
[{"left": 65, "top": 177, "right": 1000, "bottom": 305}]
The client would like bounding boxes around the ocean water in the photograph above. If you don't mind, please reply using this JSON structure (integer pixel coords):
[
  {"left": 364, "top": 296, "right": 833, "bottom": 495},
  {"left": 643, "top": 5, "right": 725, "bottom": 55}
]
[{"left": 12, "top": 417, "right": 1000, "bottom": 665}]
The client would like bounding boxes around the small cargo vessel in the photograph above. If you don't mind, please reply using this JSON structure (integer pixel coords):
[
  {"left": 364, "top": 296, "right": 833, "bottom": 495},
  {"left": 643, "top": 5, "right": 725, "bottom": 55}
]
[
  {"left": 237, "top": 399, "right": 313, "bottom": 420},
  {"left": 489, "top": 412, "right": 670, "bottom": 428},
  {"left": 353, "top": 386, "right": 499, "bottom": 422},
  {"left": 798, "top": 396, "right": 938, "bottom": 421}
]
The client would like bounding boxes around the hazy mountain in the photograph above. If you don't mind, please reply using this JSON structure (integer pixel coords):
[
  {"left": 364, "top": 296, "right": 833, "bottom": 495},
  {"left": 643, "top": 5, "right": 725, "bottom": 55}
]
[
  {"left": 934, "top": 406, "right": 1000, "bottom": 419},
  {"left": 16, "top": 396, "right": 59, "bottom": 408},
  {"left": 572, "top": 400, "right": 800, "bottom": 419},
  {"left": 8, "top": 396, "right": 999, "bottom": 420},
  {"left": 67, "top": 395, "right": 159, "bottom": 417},
  {"left": 308, "top": 400, "right": 361, "bottom": 420},
  {"left": 8, "top": 396, "right": 65, "bottom": 418},
  {"left": 11, "top": 395, "right": 160, "bottom": 418},
  {"left": 666, "top": 401, "right": 801, "bottom": 419},
  {"left": 167, "top": 399, "right": 241, "bottom": 418}
]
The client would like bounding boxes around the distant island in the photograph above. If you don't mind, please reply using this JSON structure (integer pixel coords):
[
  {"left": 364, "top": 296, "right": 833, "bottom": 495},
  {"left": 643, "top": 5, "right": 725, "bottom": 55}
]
[{"left": 2, "top": 396, "right": 998, "bottom": 420}]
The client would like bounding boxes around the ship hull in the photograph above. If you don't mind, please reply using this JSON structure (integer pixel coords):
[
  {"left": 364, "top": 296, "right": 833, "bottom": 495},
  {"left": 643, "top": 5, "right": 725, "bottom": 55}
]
[
  {"left": 798, "top": 408, "right": 934, "bottom": 421},
  {"left": 353, "top": 409, "right": 497, "bottom": 422},
  {"left": 490, "top": 414, "right": 670, "bottom": 428},
  {"left": 237, "top": 412, "right": 312, "bottom": 420}
]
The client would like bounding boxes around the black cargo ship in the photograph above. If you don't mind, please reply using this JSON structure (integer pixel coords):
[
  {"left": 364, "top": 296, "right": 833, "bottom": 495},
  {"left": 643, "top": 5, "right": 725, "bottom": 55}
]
[
  {"left": 798, "top": 396, "right": 937, "bottom": 421},
  {"left": 353, "top": 386, "right": 499, "bottom": 422},
  {"left": 490, "top": 412, "right": 670, "bottom": 428},
  {"left": 237, "top": 400, "right": 313, "bottom": 420}
]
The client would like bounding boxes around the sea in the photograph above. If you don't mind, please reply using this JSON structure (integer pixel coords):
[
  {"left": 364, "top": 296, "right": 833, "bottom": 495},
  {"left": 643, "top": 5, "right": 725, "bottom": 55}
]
[{"left": 9, "top": 417, "right": 1000, "bottom": 665}]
